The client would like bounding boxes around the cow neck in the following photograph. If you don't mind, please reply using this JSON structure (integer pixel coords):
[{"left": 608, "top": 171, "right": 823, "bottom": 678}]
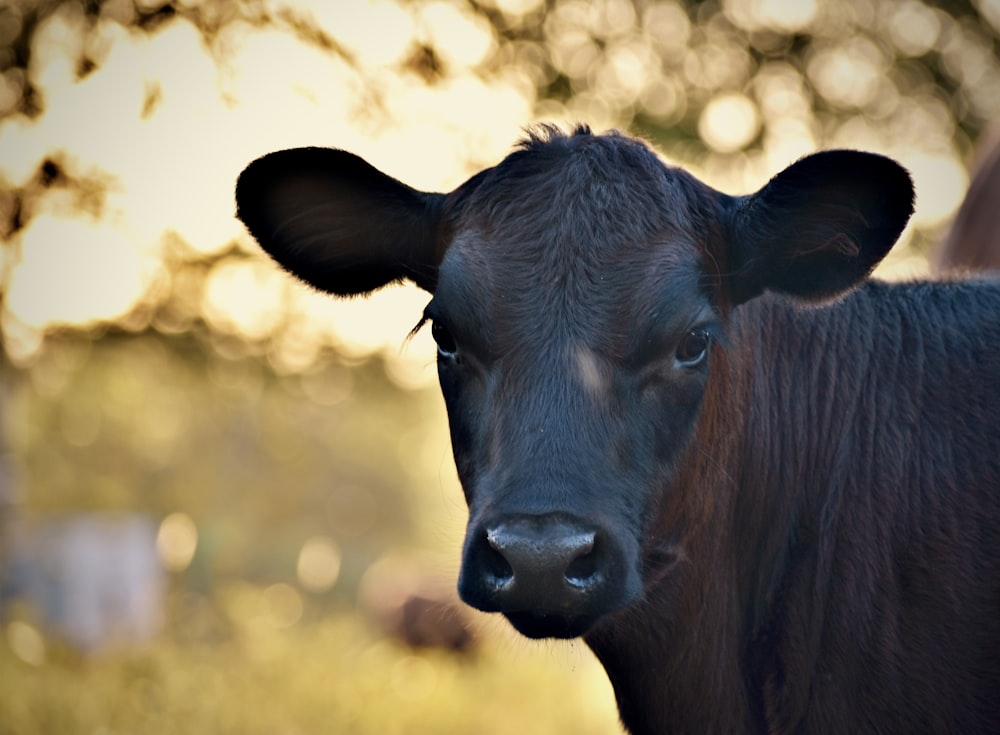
[
  {"left": 583, "top": 308, "right": 762, "bottom": 735},
  {"left": 584, "top": 293, "right": 873, "bottom": 735}
]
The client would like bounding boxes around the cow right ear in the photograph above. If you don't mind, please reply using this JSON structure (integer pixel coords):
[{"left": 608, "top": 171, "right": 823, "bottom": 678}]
[
  {"left": 235, "top": 147, "right": 446, "bottom": 296},
  {"left": 723, "top": 150, "right": 914, "bottom": 305}
]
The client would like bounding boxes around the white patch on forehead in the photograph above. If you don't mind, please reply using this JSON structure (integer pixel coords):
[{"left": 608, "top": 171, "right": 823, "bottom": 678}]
[{"left": 572, "top": 344, "right": 609, "bottom": 404}]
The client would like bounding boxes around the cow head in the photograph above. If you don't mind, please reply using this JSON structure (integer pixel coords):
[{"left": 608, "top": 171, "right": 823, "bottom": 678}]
[{"left": 235, "top": 127, "right": 913, "bottom": 639}]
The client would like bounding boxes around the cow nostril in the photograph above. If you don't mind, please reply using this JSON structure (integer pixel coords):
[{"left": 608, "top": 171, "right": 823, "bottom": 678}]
[
  {"left": 565, "top": 542, "right": 600, "bottom": 588},
  {"left": 460, "top": 518, "right": 634, "bottom": 626},
  {"left": 484, "top": 522, "right": 600, "bottom": 591},
  {"left": 482, "top": 530, "right": 515, "bottom": 589}
]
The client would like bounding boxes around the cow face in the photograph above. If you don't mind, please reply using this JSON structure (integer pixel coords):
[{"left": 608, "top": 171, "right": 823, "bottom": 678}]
[{"left": 235, "top": 126, "right": 913, "bottom": 639}]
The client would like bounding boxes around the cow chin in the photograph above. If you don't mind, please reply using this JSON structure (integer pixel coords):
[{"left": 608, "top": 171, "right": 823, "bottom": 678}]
[{"left": 503, "top": 610, "right": 600, "bottom": 640}]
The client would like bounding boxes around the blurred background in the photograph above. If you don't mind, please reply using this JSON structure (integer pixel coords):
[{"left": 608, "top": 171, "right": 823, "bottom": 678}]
[{"left": 0, "top": 0, "right": 997, "bottom": 732}]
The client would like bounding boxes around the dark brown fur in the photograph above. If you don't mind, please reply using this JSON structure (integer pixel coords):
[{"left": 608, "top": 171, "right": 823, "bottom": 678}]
[{"left": 592, "top": 283, "right": 1000, "bottom": 733}]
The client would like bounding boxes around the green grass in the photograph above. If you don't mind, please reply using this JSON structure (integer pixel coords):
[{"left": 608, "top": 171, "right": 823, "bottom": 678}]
[{"left": 0, "top": 605, "right": 625, "bottom": 735}]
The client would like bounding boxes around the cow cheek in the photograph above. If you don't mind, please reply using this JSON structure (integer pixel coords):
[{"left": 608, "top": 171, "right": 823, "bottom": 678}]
[
  {"left": 438, "top": 371, "right": 487, "bottom": 505},
  {"left": 644, "top": 379, "right": 708, "bottom": 480},
  {"left": 602, "top": 400, "right": 676, "bottom": 538}
]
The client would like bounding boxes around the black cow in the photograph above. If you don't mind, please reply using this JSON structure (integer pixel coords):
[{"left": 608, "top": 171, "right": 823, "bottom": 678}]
[{"left": 236, "top": 126, "right": 1000, "bottom": 734}]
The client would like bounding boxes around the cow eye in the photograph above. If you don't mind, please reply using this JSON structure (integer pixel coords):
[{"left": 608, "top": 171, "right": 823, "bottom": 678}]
[
  {"left": 675, "top": 329, "right": 711, "bottom": 367},
  {"left": 432, "top": 321, "right": 459, "bottom": 359}
]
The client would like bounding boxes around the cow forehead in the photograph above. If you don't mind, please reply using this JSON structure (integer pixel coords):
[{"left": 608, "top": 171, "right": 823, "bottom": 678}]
[
  {"left": 435, "top": 133, "right": 716, "bottom": 343},
  {"left": 445, "top": 131, "right": 707, "bottom": 257}
]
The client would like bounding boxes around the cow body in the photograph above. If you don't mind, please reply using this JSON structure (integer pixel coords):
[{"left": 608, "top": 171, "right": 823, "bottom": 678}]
[
  {"left": 236, "top": 127, "right": 1000, "bottom": 734},
  {"left": 591, "top": 283, "right": 1000, "bottom": 733}
]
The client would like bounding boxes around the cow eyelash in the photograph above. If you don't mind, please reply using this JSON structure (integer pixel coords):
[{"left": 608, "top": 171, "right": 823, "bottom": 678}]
[
  {"left": 411, "top": 309, "right": 460, "bottom": 359},
  {"left": 408, "top": 314, "right": 430, "bottom": 340}
]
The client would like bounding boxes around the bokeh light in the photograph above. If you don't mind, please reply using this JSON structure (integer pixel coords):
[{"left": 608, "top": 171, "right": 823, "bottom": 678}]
[
  {"left": 723, "top": 0, "right": 818, "bottom": 33},
  {"left": 9, "top": 217, "right": 144, "bottom": 317},
  {"left": 5, "top": 621, "right": 46, "bottom": 667},
  {"left": 156, "top": 512, "right": 198, "bottom": 572},
  {"left": 698, "top": 92, "right": 760, "bottom": 153},
  {"left": 296, "top": 535, "right": 342, "bottom": 593},
  {"left": 262, "top": 583, "right": 304, "bottom": 628}
]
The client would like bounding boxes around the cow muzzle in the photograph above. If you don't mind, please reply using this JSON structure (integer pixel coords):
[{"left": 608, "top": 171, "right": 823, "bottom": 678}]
[{"left": 458, "top": 513, "right": 640, "bottom": 639}]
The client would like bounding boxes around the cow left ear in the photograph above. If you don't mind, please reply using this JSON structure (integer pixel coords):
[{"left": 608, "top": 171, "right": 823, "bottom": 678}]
[
  {"left": 725, "top": 150, "right": 914, "bottom": 304},
  {"left": 236, "top": 147, "right": 445, "bottom": 296}
]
